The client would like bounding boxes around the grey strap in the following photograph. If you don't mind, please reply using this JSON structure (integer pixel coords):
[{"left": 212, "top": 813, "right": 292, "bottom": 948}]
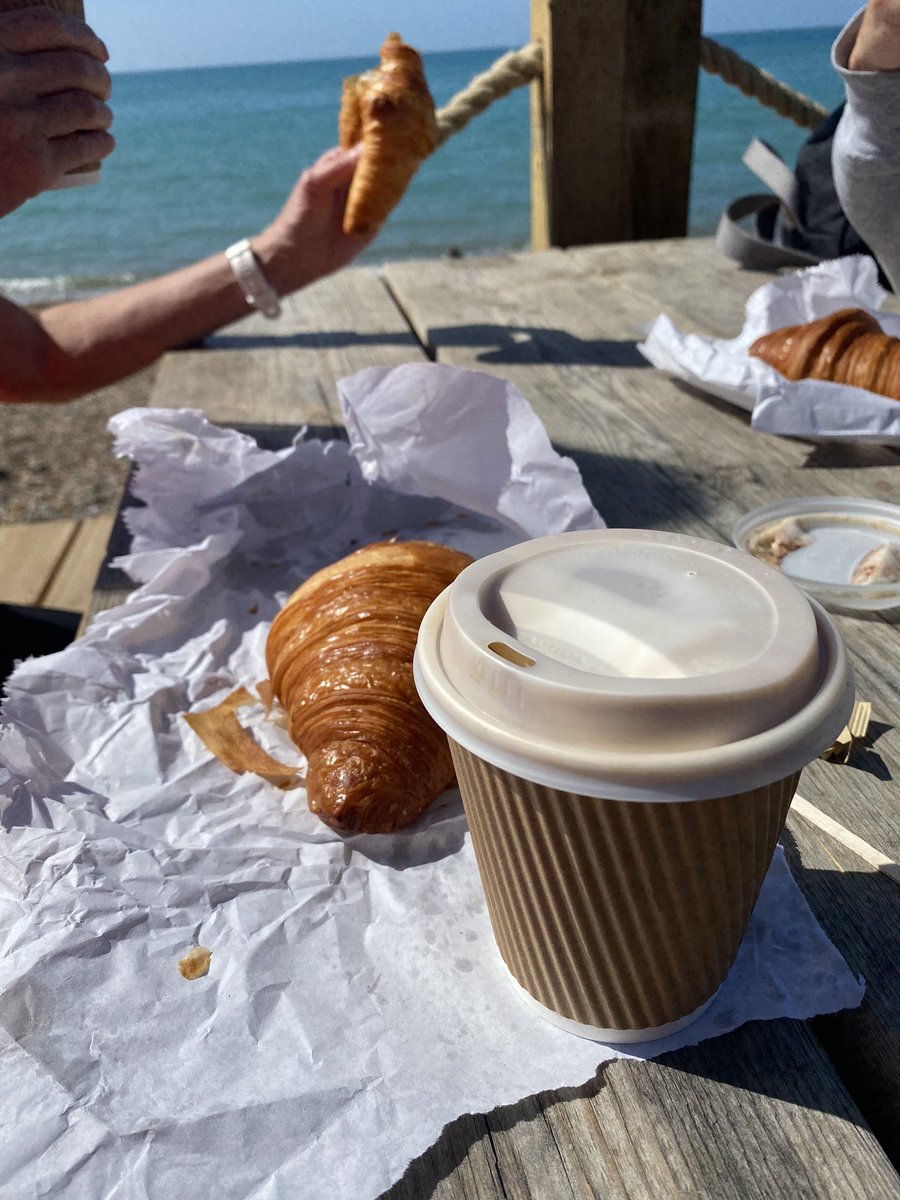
[
  {"left": 741, "top": 137, "right": 801, "bottom": 227},
  {"left": 716, "top": 138, "right": 820, "bottom": 271},
  {"left": 715, "top": 194, "right": 821, "bottom": 271}
]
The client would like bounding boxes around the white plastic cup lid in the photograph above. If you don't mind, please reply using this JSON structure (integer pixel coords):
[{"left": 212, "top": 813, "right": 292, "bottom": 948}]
[{"left": 414, "top": 529, "right": 854, "bottom": 801}]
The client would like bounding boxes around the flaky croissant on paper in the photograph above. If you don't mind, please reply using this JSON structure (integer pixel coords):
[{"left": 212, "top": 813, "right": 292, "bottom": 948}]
[
  {"left": 750, "top": 307, "right": 900, "bottom": 401},
  {"left": 339, "top": 32, "right": 437, "bottom": 236},
  {"left": 266, "top": 540, "right": 472, "bottom": 834}
]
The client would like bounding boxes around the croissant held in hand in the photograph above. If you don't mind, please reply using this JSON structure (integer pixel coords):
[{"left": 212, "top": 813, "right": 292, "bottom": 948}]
[
  {"left": 749, "top": 307, "right": 900, "bottom": 401},
  {"left": 266, "top": 540, "right": 473, "bottom": 834},
  {"left": 339, "top": 32, "right": 437, "bottom": 236}
]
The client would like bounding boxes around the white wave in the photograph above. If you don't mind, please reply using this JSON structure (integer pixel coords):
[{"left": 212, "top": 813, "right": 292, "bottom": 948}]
[{"left": 0, "top": 273, "right": 140, "bottom": 306}]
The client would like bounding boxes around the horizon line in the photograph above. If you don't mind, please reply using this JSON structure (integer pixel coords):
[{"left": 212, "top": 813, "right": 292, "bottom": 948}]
[{"left": 108, "top": 23, "right": 844, "bottom": 76}]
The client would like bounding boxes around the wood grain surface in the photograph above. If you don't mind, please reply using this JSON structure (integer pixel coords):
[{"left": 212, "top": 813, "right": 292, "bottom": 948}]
[{"left": 84, "top": 239, "right": 900, "bottom": 1198}]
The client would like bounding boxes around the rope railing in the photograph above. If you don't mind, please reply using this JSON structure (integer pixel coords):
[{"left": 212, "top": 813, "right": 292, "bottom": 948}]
[
  {"left": 699, "top": 37, "right": 828, "bottom": 130},
  {"left": 434, "top": 36, "right": 828, "bottom": 144},
  {"left": 435, "top": 42, "right": 543, "bottom": 146}
]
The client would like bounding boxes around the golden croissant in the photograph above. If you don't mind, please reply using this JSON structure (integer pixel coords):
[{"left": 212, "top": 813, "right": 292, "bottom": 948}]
[
  {"left": 339, "top": 32, "right": 437, "bottom": 236},
  {"left": 265, "top": 540, "right": 473, "bottom": 834},
  {"left": 749, "top": 307, "right": 900, "bottom": 401}
]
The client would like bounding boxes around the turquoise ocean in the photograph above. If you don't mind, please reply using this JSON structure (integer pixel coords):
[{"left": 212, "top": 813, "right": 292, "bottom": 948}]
[{"left": 0, "top": 26, "right": 846, "bottom": 304}]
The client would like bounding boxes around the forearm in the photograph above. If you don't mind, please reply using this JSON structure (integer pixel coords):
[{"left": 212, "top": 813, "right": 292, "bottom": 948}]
[
  {"left": 25, "top": 251, "right": 256, "bottom": 403},
  {"left": 0, "top": 229, "right": 313, "bottom": 405},
  {"left": 832, "top": 7, "right": 900, "bottom": 291},
  {"left": 0, "top": 146, "right": 368, "bottom": 404}
]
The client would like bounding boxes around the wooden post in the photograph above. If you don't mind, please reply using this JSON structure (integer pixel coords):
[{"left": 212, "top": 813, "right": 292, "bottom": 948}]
[{"left": 531, "top": 0, "right": 703, "bottom": 250}]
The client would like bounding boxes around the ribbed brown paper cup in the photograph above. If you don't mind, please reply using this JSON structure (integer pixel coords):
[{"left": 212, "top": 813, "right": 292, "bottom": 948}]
[
  {"left": 414, "top": 530, "right": 854, "bottom": 1043},
  {"left": 451, "top": 742, "right": 800, "bottom": 1038},
  {"left": 0, "top": 0, "right": 102, "bottom": 185}
]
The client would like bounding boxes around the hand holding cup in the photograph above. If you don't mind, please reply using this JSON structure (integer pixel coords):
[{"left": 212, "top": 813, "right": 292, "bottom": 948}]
[{"left": 0, "top": 1, "right": 114, "bottom": 215}]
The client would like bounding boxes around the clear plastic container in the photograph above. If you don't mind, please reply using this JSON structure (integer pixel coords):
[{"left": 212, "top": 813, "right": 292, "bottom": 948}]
[{"left": 733, "top": 496, "right": 900, "bottom": 614}]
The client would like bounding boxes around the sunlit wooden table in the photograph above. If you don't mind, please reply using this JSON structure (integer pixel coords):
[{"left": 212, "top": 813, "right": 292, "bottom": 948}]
[{"left": 88, "top": 237, "right": 900, "bottom": 1199}]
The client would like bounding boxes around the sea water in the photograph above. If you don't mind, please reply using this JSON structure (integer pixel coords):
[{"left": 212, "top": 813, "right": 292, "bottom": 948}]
[{"left": 0, "top": 26, "right": 846, "bottom": 304}]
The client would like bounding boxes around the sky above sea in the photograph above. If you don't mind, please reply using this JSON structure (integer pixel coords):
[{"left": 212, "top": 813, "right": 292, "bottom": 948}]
[{"left": 85, "top": 0, "right": 862, "bottom": 73}]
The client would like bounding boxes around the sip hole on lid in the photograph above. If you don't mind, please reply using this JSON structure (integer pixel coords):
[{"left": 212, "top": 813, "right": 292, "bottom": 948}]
[{"left": 488, "top": 642, "right": 536, "bottom": 668}]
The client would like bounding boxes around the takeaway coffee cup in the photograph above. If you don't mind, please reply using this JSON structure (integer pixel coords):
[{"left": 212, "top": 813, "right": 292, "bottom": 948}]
[
  {"left": 414, "top": 529, "right": 853, "bottom": 1043},
  {"left": 0, "top": 0, "right": 102, "bottom": 187}
]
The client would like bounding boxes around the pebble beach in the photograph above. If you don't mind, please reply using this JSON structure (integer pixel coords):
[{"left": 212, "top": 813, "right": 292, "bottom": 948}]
[{"left": 0, "top": 366, "right": 156, "bottom": 525}]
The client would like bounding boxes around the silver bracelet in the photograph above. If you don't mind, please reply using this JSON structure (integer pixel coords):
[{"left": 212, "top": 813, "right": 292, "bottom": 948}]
[{"left": 225, "top": 238, "right": 282, "bottom": 319}]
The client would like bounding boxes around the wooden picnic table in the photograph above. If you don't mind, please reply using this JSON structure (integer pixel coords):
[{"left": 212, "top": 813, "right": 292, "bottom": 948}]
[{"left": 82, "top": 236, "right": 899, "bottom": 1199}]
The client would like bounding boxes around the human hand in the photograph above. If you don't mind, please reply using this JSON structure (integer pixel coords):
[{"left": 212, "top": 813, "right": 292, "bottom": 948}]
[
  {"left": 0, "top": 5, "right": 114, "bottom": 217},
  {"left": 251, "top": 145, "right": 376, "bottom": 295},
  {"left": 850, "top": 0, "right": 900, "bottom": 71}
]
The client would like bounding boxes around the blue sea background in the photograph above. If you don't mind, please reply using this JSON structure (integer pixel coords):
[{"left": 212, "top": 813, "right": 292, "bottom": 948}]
[{"left": 0, "top": 26, "right": 846, "bottom": 304}]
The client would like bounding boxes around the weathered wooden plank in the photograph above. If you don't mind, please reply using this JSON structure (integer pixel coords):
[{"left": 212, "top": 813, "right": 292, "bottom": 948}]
[
  {"left": 152, "top": 348, "right": 339, "bottom": 429},
  {"left": 382, "top": 251, "right": 812, "bottom": 472},
  {"left": 383, "top": 1017, "right": 900, "bottom": 1199},
  {"left": 41, "top": 512, "right": 117, "bottom": 617},
  {"left": 383, "top": 243, "right": 897, "bottom": 475},
  {"left": 387, "top": 246, "right": 663, "bottom": 354},
  {"left": 783, "top": 810, "right": 900, "bottom": 1169},
  {"left": 565, "top": 237, "right": 778, "bottom": 338},
  {"left": 543, "top": 1019, "right": 899, "bottom": 1199},
  {"left": 530, "top": 0, "right": 702, "bottom": 248},
  {"left": 205, "top": 266, "right": 427, "bottom": 395},
  {"left": 386, "top": 1113, "right": 502, "bottom": 1200},
  {"left": 0, "top": 519, "right": 77, "bottom": 606},
  {"left": 566, "top": 235, "right": 900, "bottom": 336}
]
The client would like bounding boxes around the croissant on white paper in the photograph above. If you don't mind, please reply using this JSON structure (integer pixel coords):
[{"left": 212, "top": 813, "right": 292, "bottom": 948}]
[
  {"left": 265, "top": 539, "right": 472, "bottom": 833},
  {"left": 749, "top": 307, "right": 900, "bottom": 401}
]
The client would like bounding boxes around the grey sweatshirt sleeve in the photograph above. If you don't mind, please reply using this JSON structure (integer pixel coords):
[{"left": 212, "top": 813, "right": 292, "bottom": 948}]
[{"left": 833, "top": 8, "right": 900, "bottom": 291}]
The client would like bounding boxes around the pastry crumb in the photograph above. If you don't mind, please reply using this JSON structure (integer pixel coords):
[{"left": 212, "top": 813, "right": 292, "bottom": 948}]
[
  {"left": 851, "top": 541, "right": 900, "bottom": 585},
  {"left": 179, "top": 946, "right": 212, "bottom": 980},
  {"left": 747, "top": 517, "right": 811, "bottom": 567}
]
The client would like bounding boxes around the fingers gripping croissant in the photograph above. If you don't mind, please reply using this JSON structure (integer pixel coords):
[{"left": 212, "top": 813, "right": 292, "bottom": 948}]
[
  {"left": 339, "top": 32, "right": 437, "bottom": 236},
  {"left": 266, "top": 540, "right": 473, "bottom": 834},
  {"left": 749, "top": 307, "right": 900, "bottom": 401}
]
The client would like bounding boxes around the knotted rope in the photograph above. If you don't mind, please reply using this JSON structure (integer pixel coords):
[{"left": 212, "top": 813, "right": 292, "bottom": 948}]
[{"left": 434, "top": 36, "right": 827, "bottom": 144}]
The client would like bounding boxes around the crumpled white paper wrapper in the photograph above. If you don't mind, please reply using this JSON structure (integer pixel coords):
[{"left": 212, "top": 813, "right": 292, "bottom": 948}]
[
  {"left": 0, "top": 364, "right": 863, "bottom": 1199},
  {"left": 639, "top": 255, "right": 900, "bottom": 443}
]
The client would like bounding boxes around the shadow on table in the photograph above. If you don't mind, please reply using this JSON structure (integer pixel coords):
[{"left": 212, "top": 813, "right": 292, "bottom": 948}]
[
  {"left": 209, "top": 323, "right": 653, "bottom": 370},
  {"left": 204, "top": 330, "right": 419, "bottom": 351},
  {"left": 642, "top": 832, "right": 900, "bottom": 1171},
  {"left": 780, "top": 827, "right": 900, "bottom": 1170},
  {"left": 423, "top": 324, "right": 651, "bottom": 368},
  {"left": 552, "top": 444, "right": 710, "bottom": 530},
  {"left": 838, "top": 720, "right": 894, "bottom": 780},
  {"left": 802, "top": 440, "right": 900, "bottom": 469}
]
